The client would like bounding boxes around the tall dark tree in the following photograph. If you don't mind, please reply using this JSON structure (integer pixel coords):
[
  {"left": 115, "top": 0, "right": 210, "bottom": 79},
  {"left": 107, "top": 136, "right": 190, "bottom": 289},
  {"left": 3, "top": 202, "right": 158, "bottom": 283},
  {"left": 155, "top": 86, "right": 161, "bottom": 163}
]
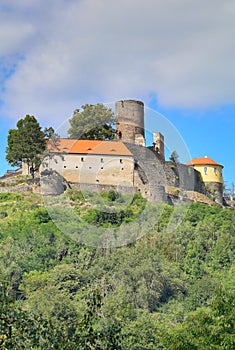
[
  {"left": 43, "top": 126, "right": 55, "bottom": 138},
  {"left": 6, "top": 115, "right": 46, "bottom": 178},
  {"left": 169, "top": 150, "right": 179, "bottom": 163},
  {"left": 68, "top": 103, "right": 116, "bottom": 140}
]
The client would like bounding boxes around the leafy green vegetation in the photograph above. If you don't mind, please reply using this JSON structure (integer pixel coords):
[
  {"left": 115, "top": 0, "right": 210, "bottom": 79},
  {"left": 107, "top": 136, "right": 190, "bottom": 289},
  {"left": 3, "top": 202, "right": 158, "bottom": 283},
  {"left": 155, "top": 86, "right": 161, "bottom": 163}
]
[
  {"left": 6, "top": 115, "right": 46, "bottom": 178},
  {"left": 0, "top": 190, "right": 234, "bottom": 349},
  {"left": 68, "top": 103, "right": 116, "bottom": 140}
]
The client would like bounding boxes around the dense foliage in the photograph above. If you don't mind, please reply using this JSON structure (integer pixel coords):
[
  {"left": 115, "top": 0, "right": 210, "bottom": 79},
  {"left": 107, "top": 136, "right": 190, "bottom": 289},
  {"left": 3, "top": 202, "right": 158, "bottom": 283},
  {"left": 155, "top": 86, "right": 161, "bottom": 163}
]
[
  {"left": 68, "top": 104, "right": 116, "bottom": 140},
  {"left": 6, "top": 115, "right": 46, "bottom": 178},
  {"left": 0, "top": 191, "right": 234, "bottom": 349}
]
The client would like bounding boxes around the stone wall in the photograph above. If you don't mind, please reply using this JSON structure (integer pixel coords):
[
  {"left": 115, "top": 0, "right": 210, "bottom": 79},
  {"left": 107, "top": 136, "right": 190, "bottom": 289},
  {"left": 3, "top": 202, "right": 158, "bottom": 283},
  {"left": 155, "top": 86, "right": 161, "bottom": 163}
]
[
  {"left": 205, "top": 182, "right": 224, "bottom": 206},
  {"left": 70, "top": 182, "right": 136, "bottom": 195},
  {"left": 123, "top": 143, "right": 211, "bottom": 204},
  {"left": 0, "top": 183, "right": 32, "bottom": 193},
  {"left": 164, "top": 161, "right": 206, "bottom": 193},
  {"left": 124, "top": 143, "right": 167, "bottom": 203}
]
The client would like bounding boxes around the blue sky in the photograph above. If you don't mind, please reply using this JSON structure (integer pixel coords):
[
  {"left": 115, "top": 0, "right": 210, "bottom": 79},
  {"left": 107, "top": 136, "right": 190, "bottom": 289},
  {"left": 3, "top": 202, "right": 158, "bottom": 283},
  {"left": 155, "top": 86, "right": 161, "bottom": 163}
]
[{"left": 0, "top": 0, "right": 235, "bottom": 190}]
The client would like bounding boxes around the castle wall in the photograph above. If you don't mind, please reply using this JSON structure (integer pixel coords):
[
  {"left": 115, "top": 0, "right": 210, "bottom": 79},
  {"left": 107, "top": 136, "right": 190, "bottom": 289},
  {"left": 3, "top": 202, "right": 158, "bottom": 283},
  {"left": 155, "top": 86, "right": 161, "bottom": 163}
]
[
  {"left": 21, "top": 161, "right": 29, "bottom": 175},
  {"left": 70, "top": 182, "right": 136, "bottom": 195},
  {"left": 153, "top": 132, "right": 165, "bottom": 161},
  {"left": 41, "top": 153, "right": 134, "bottom": 187},
  {"left": 164, "top": 162, "right": 206, "bottom": 193},
  {"left": 124, "top": 143, "right": 167, "bottom": 203},
  {"left": 204, "top": 182, "right": 224, "bottom": 206}
]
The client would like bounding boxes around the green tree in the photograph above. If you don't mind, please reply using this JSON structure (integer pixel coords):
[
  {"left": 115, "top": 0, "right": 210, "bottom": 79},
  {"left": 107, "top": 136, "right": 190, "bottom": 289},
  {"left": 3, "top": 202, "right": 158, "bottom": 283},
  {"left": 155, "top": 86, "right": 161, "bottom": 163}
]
[
  {"left": 0, "top": 280, "right": 60, "bottom": 349},
  {"left": 43, "top": 126, "right": 55, "bottom": 138},
  {"left": 169, "top": 150, "right": 179, "bottom": 163},
  {"left": 6, "top": 115, "right": 46, "bottom": 178},
  {"left": 162, "top": 286, "right": 235, "bottom": 350},
  {"left": 77, "top": 289, "right": 124, "bottom": 350},
  {"left": 68, "top": 103, "right": 115, "bottom": 140}
]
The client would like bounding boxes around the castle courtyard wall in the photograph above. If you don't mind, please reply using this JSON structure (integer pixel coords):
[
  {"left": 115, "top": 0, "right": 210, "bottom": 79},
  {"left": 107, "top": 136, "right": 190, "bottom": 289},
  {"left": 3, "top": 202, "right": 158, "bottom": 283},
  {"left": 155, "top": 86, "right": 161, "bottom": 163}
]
[{"left": 41, "top": 153, "right": 134, "bottom": 187}]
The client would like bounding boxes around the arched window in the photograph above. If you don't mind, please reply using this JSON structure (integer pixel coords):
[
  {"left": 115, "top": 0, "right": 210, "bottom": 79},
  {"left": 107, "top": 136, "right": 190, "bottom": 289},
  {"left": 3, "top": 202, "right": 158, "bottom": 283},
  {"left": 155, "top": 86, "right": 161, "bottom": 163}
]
[{"left": 204, "top": 167, "right": 208, "bottom": 175}]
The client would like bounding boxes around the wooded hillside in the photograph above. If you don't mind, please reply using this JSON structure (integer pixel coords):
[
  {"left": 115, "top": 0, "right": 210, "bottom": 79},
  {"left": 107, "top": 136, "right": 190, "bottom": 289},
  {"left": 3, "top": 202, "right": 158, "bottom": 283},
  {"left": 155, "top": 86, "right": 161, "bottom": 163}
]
[{"left": 0, "top": 191, "right": 234, "bottom": 349}]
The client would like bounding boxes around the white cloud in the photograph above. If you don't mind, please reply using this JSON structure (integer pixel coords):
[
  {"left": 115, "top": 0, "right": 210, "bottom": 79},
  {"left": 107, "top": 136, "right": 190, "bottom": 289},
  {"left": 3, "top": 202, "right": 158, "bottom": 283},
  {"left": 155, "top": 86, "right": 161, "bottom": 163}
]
[{"left": 1, "top": 0, "right": 235, "bottom": 126}]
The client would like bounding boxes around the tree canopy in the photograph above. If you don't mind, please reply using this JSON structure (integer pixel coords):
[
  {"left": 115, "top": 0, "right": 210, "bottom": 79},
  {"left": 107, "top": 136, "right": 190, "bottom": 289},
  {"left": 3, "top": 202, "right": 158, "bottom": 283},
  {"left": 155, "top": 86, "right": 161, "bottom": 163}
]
[
  {"left": 0, "top": 191, "right": 234, "bottom": 349},
  {"left": 68, "top": 103, "right": 116, "bottom": 140},
  {"left": 169, "top": 150, "right": 179, "bottom": 163},
  {"left": 6, "top": 115, "right": 46, "bottom": 178}
]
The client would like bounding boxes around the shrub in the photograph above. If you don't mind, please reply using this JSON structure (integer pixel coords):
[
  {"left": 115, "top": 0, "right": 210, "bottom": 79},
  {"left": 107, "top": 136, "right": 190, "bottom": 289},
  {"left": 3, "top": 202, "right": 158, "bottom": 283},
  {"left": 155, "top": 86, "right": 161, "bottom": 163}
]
[
  {"left": 0, "top": 211, "right": 8, "bottom": 219},
  {"left": 66, "top": 189, "right": 85, "bottom": 202},
  {"left": 34, "top": 208, "right": 51, "bottom": 223},
  {"left": 107, "top": 189, "right": 119, "bottom": 202}
]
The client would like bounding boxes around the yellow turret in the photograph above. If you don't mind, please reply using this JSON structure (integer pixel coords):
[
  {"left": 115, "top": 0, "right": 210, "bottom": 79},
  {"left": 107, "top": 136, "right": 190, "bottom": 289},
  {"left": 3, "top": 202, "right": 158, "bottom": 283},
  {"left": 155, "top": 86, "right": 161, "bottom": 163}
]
[
  {"left": 186, "top": 156, "right": 223, "bottom": 184},
  {"left": 186, "top": 156, "right": 224, "bottom": 205}
]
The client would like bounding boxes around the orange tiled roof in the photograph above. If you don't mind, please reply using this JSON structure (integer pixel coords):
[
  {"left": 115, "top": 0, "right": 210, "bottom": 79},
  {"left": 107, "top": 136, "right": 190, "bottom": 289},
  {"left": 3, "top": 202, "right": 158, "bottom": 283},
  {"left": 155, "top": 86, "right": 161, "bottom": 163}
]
[
  {"left": 48, "top": 139, "right": 133, "bottom": 156},
  {"left": 69, "top": 140, "right": 133, "bottom": 156},
  {"left": 47, "top": 138, "right": 77, "bottom": 153},
  {"left": 186, "top": 156, "right": 223, "bottom": 168}
]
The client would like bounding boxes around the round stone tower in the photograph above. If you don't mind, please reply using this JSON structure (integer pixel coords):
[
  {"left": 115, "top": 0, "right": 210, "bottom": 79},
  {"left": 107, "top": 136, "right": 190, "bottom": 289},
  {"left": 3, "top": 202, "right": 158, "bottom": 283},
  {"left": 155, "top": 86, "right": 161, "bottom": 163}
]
[{"left": 115, "top": 100, "right": 145, "bottom": 146}]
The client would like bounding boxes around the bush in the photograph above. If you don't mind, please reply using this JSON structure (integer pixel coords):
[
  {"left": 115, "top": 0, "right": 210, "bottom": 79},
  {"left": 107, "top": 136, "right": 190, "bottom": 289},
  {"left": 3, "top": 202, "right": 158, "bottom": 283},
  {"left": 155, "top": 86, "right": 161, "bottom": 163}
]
[
  {"left": 0, "top": 193, "right": 22, "bottom": 202},
  {"left": 0, "top": 211, "right": 8, "bottom": 219},
  {"left": 107, "top": 190, "right": 119, "bottom": 202},
  {"left": 34, "top": 208, "right": 51, "bottom": 223},
  {"left": 66, "top": 189, "right": 85, "bottom": 202}
]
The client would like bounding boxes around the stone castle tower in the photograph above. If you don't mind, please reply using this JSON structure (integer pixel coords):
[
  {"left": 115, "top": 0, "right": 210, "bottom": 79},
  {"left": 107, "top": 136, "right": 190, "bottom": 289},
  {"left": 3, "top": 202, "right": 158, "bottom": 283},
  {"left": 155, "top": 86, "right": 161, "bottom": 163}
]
[
  {"left": 115, "top": 100, "right": 145, "bottom": 146},
  {"left": 115, "top": 99, "right": 224, "bottom": 205},
  {"left": 153, "top": 132, "right": 165, "bottom": 161}
]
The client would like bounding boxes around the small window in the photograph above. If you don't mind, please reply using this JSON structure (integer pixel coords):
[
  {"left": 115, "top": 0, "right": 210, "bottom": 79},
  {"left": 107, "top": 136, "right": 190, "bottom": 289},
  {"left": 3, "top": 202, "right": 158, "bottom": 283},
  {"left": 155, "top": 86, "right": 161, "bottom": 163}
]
[
  {"left": 120, "top": 159, "right": 123, "bottom": 164},
  {"left": 204, "top": 167, "right": 208, "bottom": 175},
  {"left": 81, "top": 157, "right": 84, "bottom": 162},
  {"left": 75, "top": 166, "right": 78, "bottom": 169},
  {"left": 214, "top": 167, "right": 217, "bottom": 175},
  {"left": 101, "top": 158, "right": 104, "bottom": 163},
  {"left": 121, "top": 167, "right": 124, "bottom": 170},
  {"left": 89, "top": 166, "right": 92, "bottom": 169},
  {"left": 64, "top": 165, "right": 66, "bottom": 168},
  {"left": 101, "top": 167, "right": 103, "bottom": 169}
]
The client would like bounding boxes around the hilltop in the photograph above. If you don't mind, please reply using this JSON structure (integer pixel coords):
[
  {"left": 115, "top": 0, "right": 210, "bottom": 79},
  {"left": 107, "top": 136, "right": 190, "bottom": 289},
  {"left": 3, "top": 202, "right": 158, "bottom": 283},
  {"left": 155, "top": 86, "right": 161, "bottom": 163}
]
[{"left": 3, "top": 101, "right": 228, "bottom": 209}]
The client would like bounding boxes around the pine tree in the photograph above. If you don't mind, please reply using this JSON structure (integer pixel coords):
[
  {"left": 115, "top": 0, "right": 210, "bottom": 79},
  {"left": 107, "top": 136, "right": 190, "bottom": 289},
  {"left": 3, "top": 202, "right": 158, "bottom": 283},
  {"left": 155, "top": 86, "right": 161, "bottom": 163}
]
[{"left": 6, "top": 115, "right": 46, "bottom": 178}]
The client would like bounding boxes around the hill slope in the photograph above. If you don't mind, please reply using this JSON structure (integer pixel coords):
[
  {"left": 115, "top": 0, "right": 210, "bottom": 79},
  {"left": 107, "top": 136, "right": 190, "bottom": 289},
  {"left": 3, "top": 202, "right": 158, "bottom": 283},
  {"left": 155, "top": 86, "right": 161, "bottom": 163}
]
[{"left": 0, "top": 190, "right": 234, "bottom": 349}]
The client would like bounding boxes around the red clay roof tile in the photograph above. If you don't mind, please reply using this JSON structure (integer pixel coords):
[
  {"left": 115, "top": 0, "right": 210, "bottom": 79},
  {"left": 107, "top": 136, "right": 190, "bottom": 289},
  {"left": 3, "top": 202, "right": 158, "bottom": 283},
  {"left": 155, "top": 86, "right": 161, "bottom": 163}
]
[
  {"left": 47, "top": 139, "right": 133, "bottom": 156},
  {"left": 186, "top": 156, "right": 223, "bottom": 168}
]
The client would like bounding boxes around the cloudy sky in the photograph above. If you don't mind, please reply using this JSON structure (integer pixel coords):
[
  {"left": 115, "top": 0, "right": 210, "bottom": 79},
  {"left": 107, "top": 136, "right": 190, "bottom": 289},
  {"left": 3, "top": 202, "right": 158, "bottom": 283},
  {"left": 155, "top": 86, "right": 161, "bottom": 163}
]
[{"left": 0, "top": 0, "right": 235, "bottom": 188}]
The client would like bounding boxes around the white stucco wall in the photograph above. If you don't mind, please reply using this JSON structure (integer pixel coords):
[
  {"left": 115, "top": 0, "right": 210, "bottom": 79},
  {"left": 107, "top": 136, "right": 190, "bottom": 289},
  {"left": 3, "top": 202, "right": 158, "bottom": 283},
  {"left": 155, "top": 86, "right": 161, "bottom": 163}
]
[{"left": 41, "top": 153, "right": 134, "bottom": 186}]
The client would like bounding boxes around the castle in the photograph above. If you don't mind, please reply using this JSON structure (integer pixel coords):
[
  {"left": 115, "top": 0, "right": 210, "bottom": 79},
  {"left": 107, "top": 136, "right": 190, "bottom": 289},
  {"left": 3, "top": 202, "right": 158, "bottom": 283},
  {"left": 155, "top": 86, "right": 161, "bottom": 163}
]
[{"left": 37, "top": 99, "right": 224, "bottom": 205}]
